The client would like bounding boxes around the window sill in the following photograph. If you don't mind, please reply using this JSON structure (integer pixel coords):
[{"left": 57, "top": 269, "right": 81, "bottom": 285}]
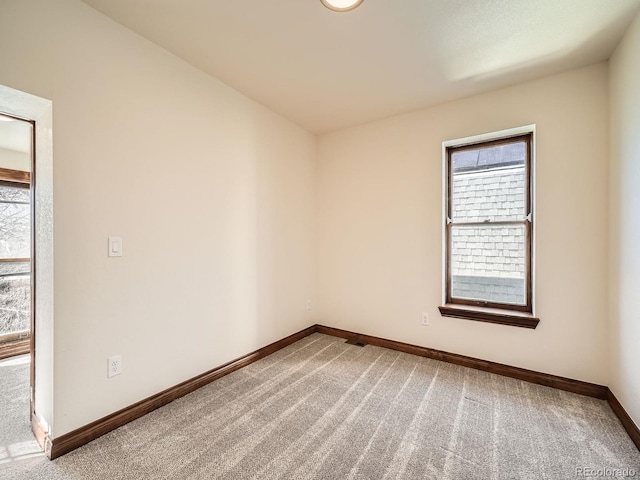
[
  {"left": 438, "top": 304, "right": 540, "bottom": 329},
  {"left": 0, "top": 336, "right": 30, "bottom": 360}
]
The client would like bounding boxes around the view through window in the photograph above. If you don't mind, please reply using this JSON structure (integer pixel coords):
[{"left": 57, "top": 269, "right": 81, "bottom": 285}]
[
  {"left": 0, "top": 181, "right": 30, "bottom": 344},
  {"left": 0, "top": 111, "right": 32, "bottom": 352}
]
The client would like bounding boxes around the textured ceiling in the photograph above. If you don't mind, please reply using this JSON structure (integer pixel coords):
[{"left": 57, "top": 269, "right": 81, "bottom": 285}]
[{"left": 79, "top": 0, "right": 640, "bottom": 133}]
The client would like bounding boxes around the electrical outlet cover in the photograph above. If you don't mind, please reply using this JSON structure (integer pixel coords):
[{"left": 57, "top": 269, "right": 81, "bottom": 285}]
[{"left": 108, "top": 355, "right": 122, "bottom": 378}]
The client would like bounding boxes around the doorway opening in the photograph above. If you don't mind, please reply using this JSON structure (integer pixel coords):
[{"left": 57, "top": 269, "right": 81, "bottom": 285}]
[
  {"left": 0, "top": 84, "right": 53, "bottom": 457},
  {"left": 0, "top": 115, "right": 33, "bottom": 360},
  {"left": 0, "top": 113, "right": 39, "bottom": 464}
]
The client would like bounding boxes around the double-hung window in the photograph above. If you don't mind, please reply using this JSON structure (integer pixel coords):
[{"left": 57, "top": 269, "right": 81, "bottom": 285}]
[{"left": 439, "top": 127, "right": 539, "bottom": 328}]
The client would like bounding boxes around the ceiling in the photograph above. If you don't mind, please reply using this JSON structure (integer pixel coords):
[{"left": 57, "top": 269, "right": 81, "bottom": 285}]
[{"left": 79, "top": 0, "right": 640, "bottom": 134}]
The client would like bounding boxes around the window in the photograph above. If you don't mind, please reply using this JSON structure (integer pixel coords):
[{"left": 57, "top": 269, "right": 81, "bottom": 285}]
[
  {"left": 439, "top": 128, "right": 539, "bottom": 328},
  {"left": 0, "top": 167, "right": 31, "bottom": 357}
]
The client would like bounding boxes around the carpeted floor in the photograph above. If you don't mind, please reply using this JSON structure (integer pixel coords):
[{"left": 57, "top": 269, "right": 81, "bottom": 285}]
[
  {"left": 0, "top": 354, "right": 43, "bottom": 469},
  {"left": 1, "top": 333, "right": 639, "bottom": 479}
]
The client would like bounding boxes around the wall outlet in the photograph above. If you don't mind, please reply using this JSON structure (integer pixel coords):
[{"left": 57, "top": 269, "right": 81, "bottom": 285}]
[
  {"left": 306, "top": 300, "right": 311, "bottom": 311},
  {"left": 421, "top": 312, "right": 429, "bottom": 326},
  {"left": 108, "top": 355, "right": 122, "bottom": 378}
]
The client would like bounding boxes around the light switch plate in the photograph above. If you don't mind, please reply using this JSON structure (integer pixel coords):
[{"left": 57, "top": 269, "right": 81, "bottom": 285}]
[{"left": 109, "top": 237, "right": 123, "bottom": 257}]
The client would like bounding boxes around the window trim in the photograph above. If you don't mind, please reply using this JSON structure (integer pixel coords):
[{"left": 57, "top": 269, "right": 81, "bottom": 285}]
[
  {"left": 0, "top": 167, "right": 30, "bottom": 186},
  {"left": 439, "top": 125, "right": 539, "bottom": 328}
]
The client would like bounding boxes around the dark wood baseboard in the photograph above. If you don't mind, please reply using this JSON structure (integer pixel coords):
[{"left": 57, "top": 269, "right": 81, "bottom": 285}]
[
  {"left": 31, "top": 412, "right": 50, "bottom": 455},
  {"left": 0, "top": 338, "right": 30, "bottom": 360},
  {"left": 316, "top": 325, "right": 640, "bottom": 452},
  {"left": 315, "top": 325, "right": 607, "bottom": 399},
  {"left": 47, "top": 323, "right": 639, "bottom": 459},
  {"left": 49, "top": 325, "right": 316, "bottom": 459},
  {"left": 607, "top": 388, "right": 640, "bottom": 451}
]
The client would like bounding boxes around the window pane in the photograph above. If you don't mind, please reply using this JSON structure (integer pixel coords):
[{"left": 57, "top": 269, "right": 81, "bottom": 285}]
[
  {"left": 452, "top": 142, "right": 526, "bottom": 172},
  {"left": 450, "top": 224, "right": 526, "bottom": 305},
  {"left": 0, "top": 186, "right": 29, "bottom": 203},
  {"left": 451, "top": 142, "right": 526, "bottom": 223},
  {"left": 0, "top": 185, "right": 30, "bottom": 258},
  {"left": 0, "top": 270, "right": 30, "bottom": 336},
  {"left": 0, "top": 184, "right": 30, "bottom": 338}
]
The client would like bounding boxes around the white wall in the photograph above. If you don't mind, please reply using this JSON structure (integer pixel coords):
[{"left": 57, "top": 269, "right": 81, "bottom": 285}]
[
  {"left": 0, "top": 0, "right": 316, "bottom": 437},
  {"left": 0, "top": 0, "right": 629, "bottom": 441},
  {"left": 0, "top": 148, "right": 30, "bottom": 172},
  {"left": 0, "top": 116, "right": 32, "bottom": 171},
  {"left": 318, "top": 64, "right": 610, "bottom": 385},
  {"left": 609, "top": 11, "right": 640, "bottom": 429}
]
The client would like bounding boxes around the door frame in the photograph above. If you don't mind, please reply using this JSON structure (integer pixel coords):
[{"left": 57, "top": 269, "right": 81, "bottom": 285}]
[{"left": 0, "top": 84, "right": 54, "bottom": 454}]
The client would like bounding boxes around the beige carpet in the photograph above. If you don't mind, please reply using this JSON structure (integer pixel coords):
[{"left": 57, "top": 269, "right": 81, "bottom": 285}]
[
  {"left": 0, "top": 354, "right": 43, "bottom": 468},
  {"left": 2, "top": 333, "right": 639, "bottom": 479}
]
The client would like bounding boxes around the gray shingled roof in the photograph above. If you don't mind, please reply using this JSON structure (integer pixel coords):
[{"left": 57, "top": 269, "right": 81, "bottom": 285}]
[{"left": 452, "top": 142, "right": 526, "bottom": 173}]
